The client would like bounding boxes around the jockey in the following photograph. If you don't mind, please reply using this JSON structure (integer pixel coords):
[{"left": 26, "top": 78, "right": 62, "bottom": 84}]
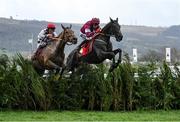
[
  {"left": 78, "top": 18, "right": 101, "bottom": 50},
  {"left": 33, "top": 23, "right": 58, "bottom": 77},
  {"left": 37, "top": 23, "right": 58, "bottom": 48}
]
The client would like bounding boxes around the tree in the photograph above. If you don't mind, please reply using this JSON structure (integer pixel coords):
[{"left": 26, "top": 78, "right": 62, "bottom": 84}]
[{"left": 139, "top": 50, "right": 164, "bottom": 62}]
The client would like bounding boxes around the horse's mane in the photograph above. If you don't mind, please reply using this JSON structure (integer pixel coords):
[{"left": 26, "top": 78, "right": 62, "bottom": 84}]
[
  {"left": 57, "top": 27, "right": 71, "bottom": 38},
  {"left": 101, "top": 19, "right": 120, "bottom": 34},
  {"left": 101, "top": 21, "right": 112, "bottom": 33}
]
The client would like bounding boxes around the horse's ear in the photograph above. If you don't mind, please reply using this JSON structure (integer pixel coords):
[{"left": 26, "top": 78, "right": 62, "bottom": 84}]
[
  {"left": 110, "top": 17, "right": 113, "bottom": 22},
  {"left": 116, "top": 18, "right": 118, "bottom": 22},
  {"left": 69, "top": 24, "right": 72, "bottom": 29},
  {"left": 61, "top": 24, "right": 65, "bottom": 30}
]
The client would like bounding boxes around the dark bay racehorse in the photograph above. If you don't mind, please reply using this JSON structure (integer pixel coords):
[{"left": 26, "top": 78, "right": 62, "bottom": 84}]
[
  {"left": 32, "top": 24, "right": 77, "bottom": 75},
  {"left": 65, "top": 18, "right": 123, "bottom": 73}
]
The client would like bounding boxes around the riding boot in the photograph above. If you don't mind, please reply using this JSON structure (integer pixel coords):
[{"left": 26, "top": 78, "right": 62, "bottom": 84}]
[
  {"left": 34, "top": 46, "right": 42, "bottom": 57},
  {"left": 35, "top": 42, "right": 47, "bottom": 55},
  {"left": 77, "top": 40, "right": 86, "bottom": 51},
  {"left": 32, "top": 46, "right": 42, "bottom": 60},
  {"left": 77, "top": 39, "right": 92, "bottom": 52}
]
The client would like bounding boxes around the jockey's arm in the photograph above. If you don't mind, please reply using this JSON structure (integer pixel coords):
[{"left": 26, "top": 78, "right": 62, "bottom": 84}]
[
  {"left": 47, "top": 36, "right": 59, "bottom": 41},
  {"left": 51, "top": 37, "right": 59, "bottom": 41},
  {"left": 85, "top": 28, "right": 95, "bottom": 38},
  {"left": 47, "top": 32, "right": 59, "bottom": 41}
]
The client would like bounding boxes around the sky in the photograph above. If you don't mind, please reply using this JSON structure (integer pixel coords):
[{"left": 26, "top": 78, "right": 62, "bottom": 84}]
[{"left": 0, "top": 0, "right": 179, "bottom": 27}]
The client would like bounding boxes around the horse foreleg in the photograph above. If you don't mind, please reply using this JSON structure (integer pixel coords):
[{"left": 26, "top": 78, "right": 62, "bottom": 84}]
[
  {"left": 109, "top": 48, "right": 122, "bottom": 72},
  {"left": 46, "top": 60, "right": 62, "bottom": 73},
  {"left": 59, "top": 64, "right": 66, "bottom": 79},
  {"left": 113, "top": 48, "right": 122, "bottom": 63},
  {"left": 100, "top": 51, "right": 115, "bottom": 60}
]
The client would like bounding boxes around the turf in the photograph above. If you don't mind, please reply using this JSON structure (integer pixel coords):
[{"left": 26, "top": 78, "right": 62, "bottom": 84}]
[{"left": 0, "top": 110, "right": 180, "bottom": 121}]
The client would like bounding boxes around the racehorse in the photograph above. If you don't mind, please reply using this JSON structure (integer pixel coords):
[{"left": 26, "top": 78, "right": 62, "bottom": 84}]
[
  {"left": 65, "top": 17, "right": 123, "bottom": 73},
  {"left": 32, "top": 24, "right": 77, "bottom": 75}
]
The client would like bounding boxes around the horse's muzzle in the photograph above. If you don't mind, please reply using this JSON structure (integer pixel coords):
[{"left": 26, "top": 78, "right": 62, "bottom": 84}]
[
  {"left": 72, "top": 37, "right": 78, "bottom": 44},
  {"left": 116, "top": 36, "right": 123, "bottom": 42}
]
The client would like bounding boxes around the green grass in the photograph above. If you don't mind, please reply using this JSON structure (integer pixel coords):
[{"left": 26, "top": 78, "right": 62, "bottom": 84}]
[{"left": 0, "top": 110, "right": 180, "bottom": 121}]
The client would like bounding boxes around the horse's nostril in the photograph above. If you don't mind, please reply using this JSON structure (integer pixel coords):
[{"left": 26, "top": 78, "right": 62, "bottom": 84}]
[
  {"left": 116, "top": 35, "right": 123, "bottom": 42},
  {"left": 73, "top": 37, "right": 77, "bottom": 41},
  {"left": 120, "top": 36, "right": 123, "bottom": 40}
]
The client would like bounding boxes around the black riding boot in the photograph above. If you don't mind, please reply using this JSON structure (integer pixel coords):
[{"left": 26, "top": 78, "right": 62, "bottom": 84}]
[
  {"left": 77, "top": 39, "right": 92, "bottom": 52},
  {"left": 77, "top": 40, "right": 85, "bottom": 51}
]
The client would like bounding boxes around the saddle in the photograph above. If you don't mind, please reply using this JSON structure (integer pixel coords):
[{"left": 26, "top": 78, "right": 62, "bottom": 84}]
[{"left": 31, "top": 41, "right": 52, "bottom": 60}]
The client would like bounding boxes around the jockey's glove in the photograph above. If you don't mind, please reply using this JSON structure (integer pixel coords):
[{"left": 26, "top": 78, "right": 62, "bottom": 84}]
[
  {"left": 41, "top": 42, "right": 47, "bottom": 46},
  {"left": 95, "top": 28, "right": 101, "bottom": 33}
]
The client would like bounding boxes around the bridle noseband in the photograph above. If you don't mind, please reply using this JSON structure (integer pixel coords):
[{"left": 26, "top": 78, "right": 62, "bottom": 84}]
[{"left": 59, "top": 28, "right": 74, "bottom": 45}]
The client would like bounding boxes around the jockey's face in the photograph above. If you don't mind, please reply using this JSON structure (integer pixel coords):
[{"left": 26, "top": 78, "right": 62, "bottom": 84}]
[
  {"left": 48, "top": 28, "right": 55, "bottom": 34},
  {"left": 93, "top": 23, "right": 99, "bottom": 30}
]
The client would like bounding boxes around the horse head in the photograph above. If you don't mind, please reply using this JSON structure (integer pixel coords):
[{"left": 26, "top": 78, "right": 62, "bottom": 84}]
[
  {"left": 101, "top": 17, "right": 123, "bottom": 42},
  {"left": 61, "top": 24, "right": 78, "bottom": 45}
]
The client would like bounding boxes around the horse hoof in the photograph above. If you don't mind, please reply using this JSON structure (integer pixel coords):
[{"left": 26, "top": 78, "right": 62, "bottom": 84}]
[
  {"left": 55, "top": 67, "right": 62, "bottom": 74},
  {"left": 63, "top": 71, "right": 72, "bottom": 78},
  {"left": 54, "top": 74, "right": 60, "bottom": 81},
  {"left": 109, "top": 67, "right": 114, "bottom": 72}
]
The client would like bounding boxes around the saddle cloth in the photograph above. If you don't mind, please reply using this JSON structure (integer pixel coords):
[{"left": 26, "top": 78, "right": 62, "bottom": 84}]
[{"left": 79, "top": 38, "right": 96, "bottom": 56}]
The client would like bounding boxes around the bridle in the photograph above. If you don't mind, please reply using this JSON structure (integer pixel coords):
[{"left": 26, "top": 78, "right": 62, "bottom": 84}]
[
  {"left": 58, "top": 28, "right": 74, "bottom": 46},
  {"left": 98, "top": 22, "right": 119, "bottom": 38},
  {"left": 99, "top": 32, "right": 115, "bottom": 37}
]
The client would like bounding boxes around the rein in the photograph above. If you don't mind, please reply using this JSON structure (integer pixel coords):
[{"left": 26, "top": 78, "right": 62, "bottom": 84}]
[{"left": 98, "top": 32, "right": 115, "bottom": 37}]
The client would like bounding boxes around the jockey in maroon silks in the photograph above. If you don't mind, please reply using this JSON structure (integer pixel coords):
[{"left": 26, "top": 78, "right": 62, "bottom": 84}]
[{"left": 78, "top": 18, "right": 101, "bottom": 50}]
